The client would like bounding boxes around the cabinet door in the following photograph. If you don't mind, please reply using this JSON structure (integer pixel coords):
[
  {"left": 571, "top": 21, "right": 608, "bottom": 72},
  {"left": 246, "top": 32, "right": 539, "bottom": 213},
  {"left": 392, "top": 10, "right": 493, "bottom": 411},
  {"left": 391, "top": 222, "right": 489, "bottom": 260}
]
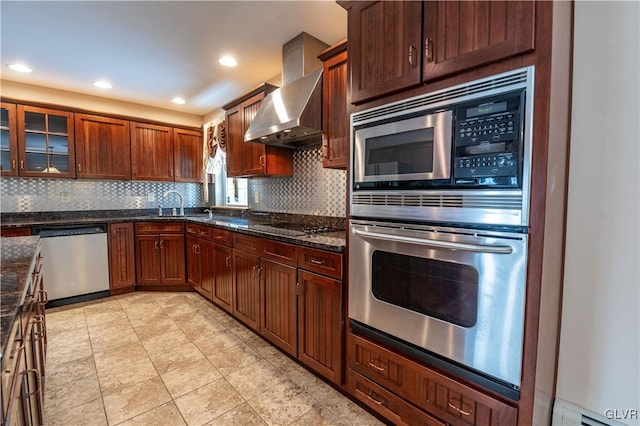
[
  {"left": 212, "top": 244, "right": 233, "bottom": 313},
  {"left": 232, "top": 249, "right": 260, "bottom": 332},
  {"left": 131, "top": 122, "right": 174, "bottom": 181},
  {"left": 108, "top": 223, "right": 136, "bottom": 290},
  {"left": 17, "top": 105, "right": 75, "bottom": 178},
  {"left": 186, "top": 236, "right": 201, "bottom": 290},
  {"left": 75, "top": 113, "right": 131, "bottom": 179},
  {"left": 199, "top": 240, "right": 214, "bottom": 299},
  {"left": 260, "top": 259, "right": 298, "bottom": 357},
  {"left": 240, "top": 94, "right": 267, "bottom": 175},
  {"left": 1, "top": 102, "right": 18, "bottom": 176},
  {"left": 297, "top": 270, "right": 343, "bottom": 385},
  {"left": 225, "top": 105, "right": 244, "bottom": 177},
  {"left": 348, "top": 1, "right": 423, "bottom": 104},
  {"left": 160, "top": 234, "right": 186, "bottom": 284},
  {"left": 422, "top": 1, "right": 535, "bottom": 81},
  {"left": 135, "top": 235, "right": 162, "bottom": 285},
  {"left": 173, "top": 128, "right": 202, "bottom": 183},
  {"left": 321, "top": 48, "right": 349, "bottom": 169}
]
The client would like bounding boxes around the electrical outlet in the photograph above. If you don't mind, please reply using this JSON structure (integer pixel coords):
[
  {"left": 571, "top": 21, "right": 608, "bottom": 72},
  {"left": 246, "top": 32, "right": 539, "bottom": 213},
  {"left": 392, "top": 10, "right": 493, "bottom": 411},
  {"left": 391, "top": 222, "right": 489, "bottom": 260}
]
[
  {"left": 60, "top": 192, "right": 70, "bottom": 203},
  {"left": 254, "top": 191, "right": 260, "bottom": 204},
  {"left": 148, "top": 193, "right": 156, "bottom": 202}
]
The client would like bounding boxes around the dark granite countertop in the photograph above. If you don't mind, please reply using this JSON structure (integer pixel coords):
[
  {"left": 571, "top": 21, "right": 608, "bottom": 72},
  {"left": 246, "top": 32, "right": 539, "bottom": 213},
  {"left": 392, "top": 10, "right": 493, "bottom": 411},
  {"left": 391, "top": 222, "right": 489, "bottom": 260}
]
[
  {"left": 1, "top": 235, "right": 41, "bottom": 361},
  {"left": 1, "top": 209, "right": 346, "bottom": 252}
]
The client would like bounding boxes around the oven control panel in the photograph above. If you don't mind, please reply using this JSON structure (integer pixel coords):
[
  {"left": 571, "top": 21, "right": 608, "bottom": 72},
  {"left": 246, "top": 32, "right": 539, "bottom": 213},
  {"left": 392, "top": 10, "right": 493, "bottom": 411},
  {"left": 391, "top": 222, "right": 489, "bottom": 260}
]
[{"left": 453, "top": 91, "right": 524, "bottom": 187}]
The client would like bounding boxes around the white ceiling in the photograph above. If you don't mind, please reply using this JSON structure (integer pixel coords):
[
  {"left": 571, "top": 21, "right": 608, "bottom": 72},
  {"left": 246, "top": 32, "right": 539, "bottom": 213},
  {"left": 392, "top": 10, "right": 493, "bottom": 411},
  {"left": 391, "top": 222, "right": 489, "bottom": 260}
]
[{"left": 0, "top": 1, "right": 347, "bottom": 116}]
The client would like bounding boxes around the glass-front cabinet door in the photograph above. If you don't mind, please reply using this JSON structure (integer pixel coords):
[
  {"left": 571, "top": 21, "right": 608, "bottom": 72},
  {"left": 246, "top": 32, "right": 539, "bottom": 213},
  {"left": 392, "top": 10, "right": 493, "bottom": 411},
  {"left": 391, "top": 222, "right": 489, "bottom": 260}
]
[
  {"left": 17, "top": 105, "right": 75, "bottom": 178},
  {"left": 0, "top": 102, "right": 18, "bottom": 176}
]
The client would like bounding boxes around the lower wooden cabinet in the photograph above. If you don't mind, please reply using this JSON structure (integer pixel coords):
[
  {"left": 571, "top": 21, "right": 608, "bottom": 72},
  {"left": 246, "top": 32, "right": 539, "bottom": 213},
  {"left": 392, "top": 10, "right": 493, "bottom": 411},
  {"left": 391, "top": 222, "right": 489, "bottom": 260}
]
[
  {"left": 108, "top": 223, "right": 136, "bottom": 292},
  {"left": 186, "top": 235, "right": 214, "bottom": 299},
  {"left": 135, "top": 222, "right": 185, "bottom": 286},
  {"left": 212, "top": 243, "right": 233, "bottom": 313},
  {"left": 260, "top": 258, "right": 298, "bottom": 357},
  {"left": 232, "top": 248, "right": 261, "bottom": 332},
  {"left": 348, "top": 333, "right": 518, "bottom": 426}
]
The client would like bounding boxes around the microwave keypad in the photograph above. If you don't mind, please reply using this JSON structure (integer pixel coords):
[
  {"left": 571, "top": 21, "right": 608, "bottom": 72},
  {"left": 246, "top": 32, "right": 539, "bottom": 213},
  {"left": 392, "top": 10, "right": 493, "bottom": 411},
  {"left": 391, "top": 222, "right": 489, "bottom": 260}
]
[{"left": 457, "top": 113, "right": 516, "bottom": 143}]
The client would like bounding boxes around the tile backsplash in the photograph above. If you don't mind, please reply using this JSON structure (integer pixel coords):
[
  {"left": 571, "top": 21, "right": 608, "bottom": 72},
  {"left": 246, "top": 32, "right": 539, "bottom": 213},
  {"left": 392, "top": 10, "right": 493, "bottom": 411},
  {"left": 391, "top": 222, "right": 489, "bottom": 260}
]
[
  {"left": 248, "top": 146, "right": 347, "bottom": 217},
  {"left": 0, "top": 178, "right": 204, "bottom": 213}
]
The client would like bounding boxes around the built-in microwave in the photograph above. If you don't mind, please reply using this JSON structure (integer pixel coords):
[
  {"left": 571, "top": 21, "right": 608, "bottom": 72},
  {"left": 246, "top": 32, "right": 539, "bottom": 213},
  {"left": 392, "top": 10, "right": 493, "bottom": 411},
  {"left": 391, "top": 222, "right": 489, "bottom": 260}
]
[{"left": 351, "top": 66, "right": 535, "bottom": 228}]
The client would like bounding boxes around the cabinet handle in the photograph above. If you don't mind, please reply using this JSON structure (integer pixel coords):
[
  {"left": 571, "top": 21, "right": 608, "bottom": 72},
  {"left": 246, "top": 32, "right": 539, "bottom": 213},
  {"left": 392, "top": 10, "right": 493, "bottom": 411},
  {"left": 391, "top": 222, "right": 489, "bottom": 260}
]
[
  {"left": 252, "top": 265, "right": 259, "bottom": 278},
  {"left": 155, "top": 241, "right": 159, "bottom": 250},
  {"left": 448, "top": 400, "right": 472, "bottom": 416},
  {"left": 160, "top": 240, "right": 165, "bottom": 249},
  {"left": 194, "top": 244, "right": 200, "bottom": 254},
  {"left": 366, "top": 390, "right": 385, "bottom": 406},
  {"left": 25, "top": 369, "right": 41, "bottom": 397},
  {"left": 225, "top": 255, "right": 231, "bottom": 267},
  {"left": 257, "top": 266, "right": 264, "bottom": 281},
  {"left": 425, "top": 37, "right": 434, "bottom": 62},
  {"left": 310, "top": 258, "right": 325, "bottom": 265},
  {"left": 259, "top": 155, "right": 265, "bottom": 167},
  {"left": 12, "top": 159, "right": 16, "bottom": 170},
  {"left": 296, "top": 282, "right": 304, "bottom": 296},
  {"left": 20, "top": 160, "right": 24, "bottom": 170},
  {"left": 368, "top": 361, "right": 386, "bottom": 372},
  {"left": 170, "top": 169, "right": 174, "bottom": 177},
  {"left": 321, "top": 144, "right": 329, "bottom": 159},
  {"left": 408, "top": 44, "right": 417, "bottom": 68},
  {"left": 78, "top": 163, "right": 82, "bottom": 172}
]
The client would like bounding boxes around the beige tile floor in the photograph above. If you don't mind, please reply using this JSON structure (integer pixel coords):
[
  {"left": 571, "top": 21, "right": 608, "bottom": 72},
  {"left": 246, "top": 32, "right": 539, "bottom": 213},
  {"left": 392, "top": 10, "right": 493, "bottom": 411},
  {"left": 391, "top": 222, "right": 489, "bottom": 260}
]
[{"left": 44, "top": 291, "right": 383, "bottom": 426}]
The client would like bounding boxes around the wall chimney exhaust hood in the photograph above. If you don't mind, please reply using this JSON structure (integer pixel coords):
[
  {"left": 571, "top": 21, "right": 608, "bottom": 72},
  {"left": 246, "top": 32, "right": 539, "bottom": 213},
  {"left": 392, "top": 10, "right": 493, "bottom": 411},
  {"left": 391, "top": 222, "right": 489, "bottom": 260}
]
[{"left": 245, "top": 32, "right": 329, "bottom": 148}]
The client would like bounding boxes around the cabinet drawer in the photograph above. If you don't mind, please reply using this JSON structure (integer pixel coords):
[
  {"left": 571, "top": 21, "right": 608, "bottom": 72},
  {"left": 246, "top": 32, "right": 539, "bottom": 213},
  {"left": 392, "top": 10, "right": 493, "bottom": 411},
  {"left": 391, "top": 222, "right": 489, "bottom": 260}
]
[
  {"left": 348, "top": 370, "right": 447, "bottom": 426},
  {"left": 349, "top": 333, "right": 517, "bottom": 426},
  {"left": 135, "top": 222, "right": 184, "bottom": 234},
  {"left": 232, "top": 233, "right": 261, "bottom": 254},
  {"left": 298, "top": 247, "right": 342, "bottom": 279},
  {"left": 261, "top": 239, "right": 297, "bottom": 266},
  {"left": 211, "top": 228, "right": 232, "bottom": 246},
  {"left": 185, "top": 223, "right": 199, "bottom": 236},
  {"left": 197, "top": 225, "right": 213, "bottom": 240}
]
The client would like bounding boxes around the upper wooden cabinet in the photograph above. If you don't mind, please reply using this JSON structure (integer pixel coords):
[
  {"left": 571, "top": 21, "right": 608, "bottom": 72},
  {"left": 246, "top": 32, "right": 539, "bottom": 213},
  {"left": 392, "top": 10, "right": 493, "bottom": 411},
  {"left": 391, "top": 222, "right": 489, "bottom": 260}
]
[
  {"left": 173, "top": 128, "right": 203, "bottom": 183},
  {"left": 17, "top": 105, "right": 75, "bottom": 178},
  {"left": 130, "top": 122, "right": 174, "bottom": 181},
  {"left": 343, "top": 0, "right": 535, "bottom": 104},
  {"left": 223, "top": 84, "right": 293, "bottom": 178},
  {"left": 0, "top": 102, "right": 18, "bottom": 176},
  {"left": 319, "top": 40, "right": 349, "bottom": 170},
  {"left": 75, "top": 113, "right": 131, "bottom": 179},
  {"left": 422, "top": 1, "right": 535, "bottom": 81}
]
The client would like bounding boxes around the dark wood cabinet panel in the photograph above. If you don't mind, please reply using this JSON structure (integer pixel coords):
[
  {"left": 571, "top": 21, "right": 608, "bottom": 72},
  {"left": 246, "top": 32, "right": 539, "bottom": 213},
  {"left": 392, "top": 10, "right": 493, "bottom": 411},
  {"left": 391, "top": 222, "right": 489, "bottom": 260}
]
[
  {"left": 187, "top": 233, "right": 214, "bottom": 299},
  {"left": 173, "top": 128, "right": 202, "bottom": 183},
  {"left": 348, "top": 1, "right": 423, "bottom": 103},
  {"left": 212, "top": 244, "right": 234, "bottom": 314},
  {"left": 108, "top": 223, "right": 136, "bottom": 291},
  {"left": 297, "top": 270, "right": 343, "bottom": 385},
  {"left": 232, "top": 249, "right": 261, "bottom": 332},
  {"left": 75, "top": 113, "right": 130, "bottom": 179},
  {"left": 320, "top": 43, "right": 349, "bottom": 169},
  {"left": 422, "top": 1, "right": 535, "bottom": 81},
  {"left": 130, "top": 122, "right": 174, "bottom": 181},
  {"left": 135, "top": 222, "right": 185, "bottom": 286},
  {"left": 186, "top": 235, "right": 200, "bottom": 290},
  {"left": 1, "top": 102, "right": 18, "bottom": 176},
  {"left": 17, "top": 105, "right": 76, "bottom": 178},
  {"left": 0, "top": 227, "right": 31, "bottom": 237},
  {"left": 224, "top": 85, "right": 293, "bottom": 177},
  {"left": 349, "top": 333, "right": 517, "bottom": 426},
  {"left": 260, "top": 258, "right": 298, "bottom": 357}
]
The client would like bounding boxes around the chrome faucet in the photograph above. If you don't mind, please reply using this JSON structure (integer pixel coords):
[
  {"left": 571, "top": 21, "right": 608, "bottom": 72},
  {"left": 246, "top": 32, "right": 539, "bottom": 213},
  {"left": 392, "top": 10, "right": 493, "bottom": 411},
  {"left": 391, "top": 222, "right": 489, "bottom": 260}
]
[
  {"left": 204, "top": 209, "right": 213, "bottom": 219},
  {"left": 163, "top": 190, "right": 184, "bottom": 216}
]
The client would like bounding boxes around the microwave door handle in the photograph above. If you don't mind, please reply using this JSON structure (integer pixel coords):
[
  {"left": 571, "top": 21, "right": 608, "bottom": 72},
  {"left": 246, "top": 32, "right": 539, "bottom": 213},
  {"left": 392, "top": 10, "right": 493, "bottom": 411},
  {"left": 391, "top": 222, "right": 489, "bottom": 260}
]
[{"left": 353, "top": 229, "right": 513, "bottom": 254}]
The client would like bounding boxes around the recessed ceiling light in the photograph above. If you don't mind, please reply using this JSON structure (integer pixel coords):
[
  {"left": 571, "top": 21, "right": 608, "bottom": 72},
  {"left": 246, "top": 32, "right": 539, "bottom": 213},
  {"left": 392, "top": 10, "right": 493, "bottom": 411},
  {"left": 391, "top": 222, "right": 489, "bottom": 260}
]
[
  {"left": 172, "top": 97, "right": 186, "bottom": 105},
  {"left": 94, "top": 80, "right": 112, "bottom": 89},
  {"left": 218, "top": 56, "right": 238, "bottom": 67},
  {"left": 8, "top": 63, "right": 32, "bottom": 73}
]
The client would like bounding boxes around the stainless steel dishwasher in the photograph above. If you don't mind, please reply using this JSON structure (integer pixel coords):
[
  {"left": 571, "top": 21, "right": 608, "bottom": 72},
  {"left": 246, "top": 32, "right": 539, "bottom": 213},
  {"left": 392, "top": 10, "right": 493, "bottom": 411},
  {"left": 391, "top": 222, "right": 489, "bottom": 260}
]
[{"left": 35, "top": 224, "right": 110, "bottom": 307}]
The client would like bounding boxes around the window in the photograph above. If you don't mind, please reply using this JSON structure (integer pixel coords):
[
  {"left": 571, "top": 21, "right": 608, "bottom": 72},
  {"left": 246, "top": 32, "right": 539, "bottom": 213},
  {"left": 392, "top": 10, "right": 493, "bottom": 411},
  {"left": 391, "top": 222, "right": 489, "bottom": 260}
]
[{"left": 224, "top": 177, "right": 248, "bottom": 206}]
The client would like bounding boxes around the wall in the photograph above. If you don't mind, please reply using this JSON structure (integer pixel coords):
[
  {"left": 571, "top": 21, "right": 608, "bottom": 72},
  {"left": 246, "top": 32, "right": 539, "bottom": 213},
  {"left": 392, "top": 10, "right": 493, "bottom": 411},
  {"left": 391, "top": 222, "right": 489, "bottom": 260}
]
[
  {"left": 248, "top": 146, "right": 346, "bottom": 217},
  {"left": 1, "top": 80, "right": 203, "bottom": 127},
  {"left": 554, "top": 2, "right": 640, "bottom": 424},
  {"left": 0, "top": 178, "right": 204, "bottom": 212}
]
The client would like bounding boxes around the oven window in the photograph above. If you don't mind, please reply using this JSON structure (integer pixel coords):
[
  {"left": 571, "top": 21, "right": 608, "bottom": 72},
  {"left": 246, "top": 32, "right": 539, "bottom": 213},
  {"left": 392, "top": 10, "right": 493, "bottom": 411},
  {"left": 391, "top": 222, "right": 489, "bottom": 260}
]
[
  {"left": 371, "top": 251, "right": 478, "bottom": 328},
  {"left": 365, "top": 128, "right": 434, "bottom": 176}
]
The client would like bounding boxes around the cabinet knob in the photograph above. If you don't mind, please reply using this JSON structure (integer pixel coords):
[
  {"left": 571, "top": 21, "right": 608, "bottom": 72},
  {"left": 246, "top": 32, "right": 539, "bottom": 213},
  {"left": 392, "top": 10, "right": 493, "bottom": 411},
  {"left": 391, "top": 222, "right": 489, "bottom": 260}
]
[
  {"left": 425, "top": 37, "right": 434, "bottom": 62},
  {"left": 20, "top": 160, "right": 24, "bottom": 170},
  {"left": 78, "top": 163, "right": 82, "bottom": 173},
  {"left": 259, "top": 155, "right": 265, "bottom": 167},
  {"left": 12, "top": 159, "right": 16, "bottom": 170}
]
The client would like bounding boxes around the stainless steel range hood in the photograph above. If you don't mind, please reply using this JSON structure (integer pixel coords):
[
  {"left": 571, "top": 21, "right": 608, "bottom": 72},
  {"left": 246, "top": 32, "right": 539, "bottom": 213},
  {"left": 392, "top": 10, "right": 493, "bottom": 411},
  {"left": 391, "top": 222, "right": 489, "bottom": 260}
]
[{"left": 245, "top": 33, "right": 329, "bottom": 148}]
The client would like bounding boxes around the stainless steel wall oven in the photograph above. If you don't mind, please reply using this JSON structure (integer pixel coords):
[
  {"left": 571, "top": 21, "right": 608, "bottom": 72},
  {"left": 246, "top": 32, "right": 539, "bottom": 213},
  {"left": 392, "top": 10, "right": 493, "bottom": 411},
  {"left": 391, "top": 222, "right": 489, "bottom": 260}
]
[{"left": 348, "top": 67, "right": 535, "bottom": 400}]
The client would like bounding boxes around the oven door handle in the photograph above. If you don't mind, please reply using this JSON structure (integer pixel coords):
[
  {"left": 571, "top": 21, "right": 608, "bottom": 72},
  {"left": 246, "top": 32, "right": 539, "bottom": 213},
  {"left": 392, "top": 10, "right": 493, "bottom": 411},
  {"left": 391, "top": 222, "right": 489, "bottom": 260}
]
[{"left": 353, "top": 229, "right": 514, "bottom": 254}]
